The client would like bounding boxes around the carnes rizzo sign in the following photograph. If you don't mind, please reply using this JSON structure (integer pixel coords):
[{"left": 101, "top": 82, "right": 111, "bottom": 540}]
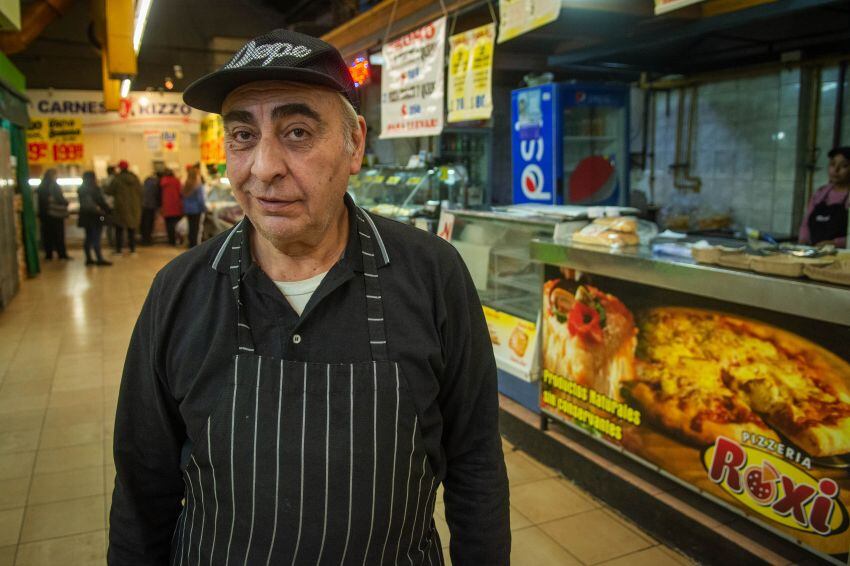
[{"left": 27, "top": 90, "right": 203, "bottom": 132}]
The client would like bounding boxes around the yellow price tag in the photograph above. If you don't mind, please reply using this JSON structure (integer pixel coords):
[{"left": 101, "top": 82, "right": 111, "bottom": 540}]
[
  {"left": 386, "top": 176, "right": 401, "bottom": 185},
  {"left": 406, "top": 177, "right": 422, "bottom": 185},
  {"left": 372, "top": 176, "right": 385, "bottom": 183}
]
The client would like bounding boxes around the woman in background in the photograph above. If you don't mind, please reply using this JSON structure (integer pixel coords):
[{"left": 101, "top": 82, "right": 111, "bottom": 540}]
[
  {"left": 159, "top": 168, "right": 183, "bottom": 246},
  {"left": 181, "top": 163, "right": 206, "bottom": 248},
  {"left": 37, "top": 168, "right": 71, "bottom": 261},
  {"left": 77, "top": 171, "right": 112, "bottom": 266},
  {"left": 799, "top": 146, "right": 849, "bottom": 248}
]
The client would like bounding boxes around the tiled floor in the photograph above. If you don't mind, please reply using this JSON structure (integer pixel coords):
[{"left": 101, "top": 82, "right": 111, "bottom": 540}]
[{"left": 0, "top": 245, "right": 693, "bottom": 565}]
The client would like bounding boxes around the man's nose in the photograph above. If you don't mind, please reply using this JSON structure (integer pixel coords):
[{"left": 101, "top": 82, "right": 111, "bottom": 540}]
[{"left": 250, "top": 134, "right": 288, "bottom": 184}]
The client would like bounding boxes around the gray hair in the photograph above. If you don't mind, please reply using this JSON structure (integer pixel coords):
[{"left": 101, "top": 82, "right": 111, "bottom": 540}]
[{"left": 338, "top": 94, "right": 359, "bottom": 156}]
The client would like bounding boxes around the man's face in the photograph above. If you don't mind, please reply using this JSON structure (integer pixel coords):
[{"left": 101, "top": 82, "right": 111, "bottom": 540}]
[
  {"left": 222, "top": 81, "right": 364, "bottom": 247},
  {"left": 828, "top": 153, "right": 850, "bottom": 186}
]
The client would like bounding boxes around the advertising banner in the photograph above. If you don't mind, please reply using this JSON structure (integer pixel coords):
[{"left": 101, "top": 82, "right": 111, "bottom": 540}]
[
  {"left": 654, "top": 0, "right": 706, "bottom": 15},
  {"left": 511, "top": 84, "right": 561, "bottom": 205},
  {"left": 27, "top": 116, "right": 84, "bottom": 165},
  {"left": 497, "top": 0, "right": 560, "bottom": 44},
  {"left": 484, "top": 305, "right": 537, "bottom": 381},
  {"left": 380, "top": 17, "right": 446, "bottom": 139},
  {"left": 447, "top": 23, "right": 495, "bottom": 123},
  {"left": 540, "top": 265, "right": 850, "bottom": 563}
]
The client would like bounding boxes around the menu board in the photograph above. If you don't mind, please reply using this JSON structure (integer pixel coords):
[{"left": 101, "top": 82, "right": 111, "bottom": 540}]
[
  {"left": 497, "top": 0, "right": 560, "bottom": 44},
  {"left": 27, "top": 116, "right": 84, "bottom": 165},
  {"left": 380, "top": 17, "right": 446, "bottom": 139},
  {"left": 540, "top": 264, "right": 850, "bottom": 564}
]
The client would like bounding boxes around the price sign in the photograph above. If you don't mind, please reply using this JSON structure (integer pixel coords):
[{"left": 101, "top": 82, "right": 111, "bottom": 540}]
[
  {"left": 386, "top": 176, "right": 402, "bottom": 186},
  {"left": 53, "top": 143, "right": 85, "bottom": 162},
  {"left": 28, "top": 142, "right": 49, "bottom": 163}
]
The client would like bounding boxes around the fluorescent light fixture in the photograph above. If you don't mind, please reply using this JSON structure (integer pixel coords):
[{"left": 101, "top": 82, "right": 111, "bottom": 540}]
[
  {"left": 133, "top": 0, "right": 154, "bottom": 54},
  {"left": 29, "top": 178, "right": 83, "bottom": 187},
  {"left": 138, "top": 95, "right": 150, "bottom": 107},
  {"left": 120, "top": 79, "right": 131, "bottom": 98}
]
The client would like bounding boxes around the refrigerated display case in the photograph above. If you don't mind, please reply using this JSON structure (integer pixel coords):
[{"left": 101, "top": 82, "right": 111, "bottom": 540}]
[
  {"left": 512, "top": 82, "right": 629, "bottom": 207},
  {"left": 439, "top": 128, "right": 490, "bottom": 207},
  {"left": 347, "top": 164, "right": 470, "bottom": 230}
]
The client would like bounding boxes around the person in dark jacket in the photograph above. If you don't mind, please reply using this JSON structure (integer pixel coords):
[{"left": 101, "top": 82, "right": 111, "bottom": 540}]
[
  {"left": 105, "top": 160, "right": 143, "bottom": 254},
  {"left": 140, "top": 171, "right": 162, "bottom": 245},
  {"left": 159, "top": 168, "right": 184, "bottom": 245},
  {"left": 37, "top": 168, "right": 71, "bottom": 261},
  {"left": 77, "top": 171, "right": 113, "bottom": 266}
]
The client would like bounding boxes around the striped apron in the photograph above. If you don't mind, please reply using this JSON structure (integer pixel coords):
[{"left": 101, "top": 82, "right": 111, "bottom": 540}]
[{"left": 170, "top": 211, "right": 444, "bottom": 565}]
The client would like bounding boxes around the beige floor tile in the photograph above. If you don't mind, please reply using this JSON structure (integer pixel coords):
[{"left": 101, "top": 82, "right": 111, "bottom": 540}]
[
  {"left": 0, "top": 380, "right": 52, "bottom": 398},
  {"left": 0, "top": 367, "right": 54, "bottom": 385},
  {"left": 510, "top": 505, "right": 533, "bottom": 531},
  {"left": 20, "top": 495, "right": 104, "bottom": 542},
  {"left": 0, "top": 477, "right": 29, "bottom": 511},
  {"left": 511, "top": 526, "right": 581, "bottom": 566},
  {"left": 15, "top": 530, "right": 106, "bottom": 566},
  {"left": 43, "top": 402, "right": 103, "bottom": 429},
  {"left": 39, "top": 421, "right": 103, "bottom": 450},
  {"left": 540, "top": 509, "right": 654, "bottom": 564},
  {"left": 0, "top": 452, "right": 35, "bottom": 481},
  {"left": 599, "top": 545, "right": 692, "bottom": 566},
  {"left": 47, "top": 387, "right": 103, "bottom": 408},
  {"left": 29, "top": 467, "right": 104, "bottom": 506},
  {"left": 34, "top": 443, "right": 103, "bottom": 475},
  {"left": 0, "top": 545, "right": 14, "bottom": 566},
  {"left": 504, "top": 450, "right": 556, "bottom": 486},
  {"left": 0, "top": 410, "right": 44, "bottom": 433},
  {"left": 0, "top": 429, "right": 40, "bottom": 455},
  {"left": 658, "top": 545, "right": 695, "bottom": 565},
  {"left": 511, "top": 477, "right": 598, "bottom": 524},
  {"left": 0, "top": 394, "right": 48, "bottom": 414},
  {"left": 0, "top": 508, "right": 23, "bottom": 546}
]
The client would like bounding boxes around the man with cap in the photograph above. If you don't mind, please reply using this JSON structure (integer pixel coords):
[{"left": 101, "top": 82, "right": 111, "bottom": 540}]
[{"left": 108, "top": 30, "right": 510, "bottom": 565}]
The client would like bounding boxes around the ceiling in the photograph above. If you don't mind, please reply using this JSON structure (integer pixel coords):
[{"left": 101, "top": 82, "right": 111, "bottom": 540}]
[{"left": 7, "top": 0, "right": 354, "bottom": 92}]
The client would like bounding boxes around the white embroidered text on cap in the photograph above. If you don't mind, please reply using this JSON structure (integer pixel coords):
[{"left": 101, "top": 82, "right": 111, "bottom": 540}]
[{"left": 225, "top": 40, "right": 313, "bottom": 69}]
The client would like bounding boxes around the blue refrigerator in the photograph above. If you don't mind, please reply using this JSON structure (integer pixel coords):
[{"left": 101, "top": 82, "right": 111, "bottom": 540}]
[{"left": 511, "top": 82, "right": 630, "bottom": 206}]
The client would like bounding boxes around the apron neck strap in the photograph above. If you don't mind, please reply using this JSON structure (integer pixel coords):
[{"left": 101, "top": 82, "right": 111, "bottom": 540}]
[
  {"left": 355, "top": 208, "right": 389, "bottom": 361},
  {"left": 228, "top": 221, "right": 256, "bottom": 353}
]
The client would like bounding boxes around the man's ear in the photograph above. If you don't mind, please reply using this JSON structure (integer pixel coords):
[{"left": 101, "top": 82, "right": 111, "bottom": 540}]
[{"left": 349, "top": 116, "right": 368, "bottom": 175}]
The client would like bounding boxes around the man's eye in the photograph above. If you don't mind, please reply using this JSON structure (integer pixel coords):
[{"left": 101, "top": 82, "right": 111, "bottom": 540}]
[
  {"left": 288, "top": 128, "right": 309, "bottom": 140},
  {"left": 232, "top": 131, "right": 253, "bottom": 142}
]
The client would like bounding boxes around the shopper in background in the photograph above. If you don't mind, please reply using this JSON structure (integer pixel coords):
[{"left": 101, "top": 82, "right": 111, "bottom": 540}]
[
  {"left": 36, "top": 168, "right": 71, "bottom": 261},
  {"left": 110, "top": 29, "right": 509, "bottom": 566},
  {"left": 105, "top": 160, "right": 142, "bottom": 255},
  {"left": 180, "top": 163, "right": 206, "bottom": 248},
  {"left": 799, "top": 146, "right": 850, "bottom": 248},
  {"left": 77, "top": 171, "right": 112, "bottom": 266},
  {"left": 140, "top": 171, "right": 161, "bottom": 245},
  {"left": 159, "top": 168, "right": 183, "bottom": 245}
]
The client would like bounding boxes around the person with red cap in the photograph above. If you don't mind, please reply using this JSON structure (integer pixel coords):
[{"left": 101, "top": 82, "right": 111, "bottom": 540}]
[{"left": 105, "top": 160, "right": 143, "bottom": 255}]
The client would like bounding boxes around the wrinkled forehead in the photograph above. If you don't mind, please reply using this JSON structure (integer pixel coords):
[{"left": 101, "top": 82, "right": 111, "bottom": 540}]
[{"left": 222, "top": 80, "right": 339, "bottom": 114}]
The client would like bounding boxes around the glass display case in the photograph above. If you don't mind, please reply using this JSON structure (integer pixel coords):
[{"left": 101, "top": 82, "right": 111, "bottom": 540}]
[
  {"left": 446, "top": 209, "right": 558, "bottom": 321},
  {"left": 439, "top": 129, "right": 490, "bottom": 207},
  {"left": 348, "top": 164, "right": 470, "bottom": 230}
]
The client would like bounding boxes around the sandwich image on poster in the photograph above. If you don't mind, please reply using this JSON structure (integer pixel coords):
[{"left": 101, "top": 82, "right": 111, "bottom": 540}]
[{"left": 540, "top": 267, "right": 850, "bottom": 564}]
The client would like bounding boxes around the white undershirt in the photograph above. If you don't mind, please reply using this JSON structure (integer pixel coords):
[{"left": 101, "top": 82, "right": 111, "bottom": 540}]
[{"left": 273, "top": 271, "right": 328, "bottom": 316}]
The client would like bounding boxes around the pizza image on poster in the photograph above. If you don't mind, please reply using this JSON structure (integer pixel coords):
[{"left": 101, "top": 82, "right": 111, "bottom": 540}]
[{"left": 540, "top": 267, "right": 850, "bottom": 564}]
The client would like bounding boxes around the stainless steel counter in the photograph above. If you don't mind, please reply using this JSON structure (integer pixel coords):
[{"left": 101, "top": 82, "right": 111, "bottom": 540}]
[{"left": 531, "top": 239, "right": 850, "bottom": 327}]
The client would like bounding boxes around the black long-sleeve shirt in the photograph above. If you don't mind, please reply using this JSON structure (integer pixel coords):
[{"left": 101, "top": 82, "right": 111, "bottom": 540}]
[{"left": 108, "top": 199, "right": 510, "bottom": 565}]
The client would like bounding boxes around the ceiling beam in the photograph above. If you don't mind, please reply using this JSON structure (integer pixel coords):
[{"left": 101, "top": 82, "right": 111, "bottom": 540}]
[{"left": 548, "top": 0, "right": 844, "bottom": 67}]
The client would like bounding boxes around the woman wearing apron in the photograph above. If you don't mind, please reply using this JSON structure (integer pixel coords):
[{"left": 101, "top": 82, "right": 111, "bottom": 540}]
[{"left": 799, "top": 147, "right": 850, "bottom": 248}]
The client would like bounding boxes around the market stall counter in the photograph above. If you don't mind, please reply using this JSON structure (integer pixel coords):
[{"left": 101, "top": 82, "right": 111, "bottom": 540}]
[{"left": 532, "top": 237, "right": 850, "bottom": 564}]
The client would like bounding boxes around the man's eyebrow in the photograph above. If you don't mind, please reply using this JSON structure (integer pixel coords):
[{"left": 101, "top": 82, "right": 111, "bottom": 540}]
[
  {"left": 222, "top": 110, "right": 256, "bottom": 127},
  {"left": 271, "top": 103, "right": 323, "bottom": 124}
]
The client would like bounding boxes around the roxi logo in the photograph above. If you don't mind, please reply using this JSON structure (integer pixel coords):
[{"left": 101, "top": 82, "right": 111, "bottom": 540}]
[
  {"left": 704, "top": 437, "right": 848, "bottom": 536},
  {"left": 519, "top": 137, "right": 550, "bottom": 201}
]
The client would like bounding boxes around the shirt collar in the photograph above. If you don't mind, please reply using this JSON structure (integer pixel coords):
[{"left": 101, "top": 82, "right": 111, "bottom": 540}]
[{"left": 210, "top": 193, "right": 389, "bottom": 276}]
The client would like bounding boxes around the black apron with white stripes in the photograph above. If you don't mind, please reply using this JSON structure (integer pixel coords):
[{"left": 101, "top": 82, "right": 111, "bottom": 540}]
[{"left": 171, "top": 211, "right": 444, "bottom": 565}]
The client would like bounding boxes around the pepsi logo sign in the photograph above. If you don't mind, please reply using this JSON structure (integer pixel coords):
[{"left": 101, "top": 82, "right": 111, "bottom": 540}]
[{"left": 521, "top": 164, "right": 547, "bottom": 199}]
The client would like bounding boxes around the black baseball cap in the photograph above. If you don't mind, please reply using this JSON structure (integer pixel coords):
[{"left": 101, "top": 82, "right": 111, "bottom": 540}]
[{"left": 183, "top": 29, "right": 359, "bottom": 114}]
